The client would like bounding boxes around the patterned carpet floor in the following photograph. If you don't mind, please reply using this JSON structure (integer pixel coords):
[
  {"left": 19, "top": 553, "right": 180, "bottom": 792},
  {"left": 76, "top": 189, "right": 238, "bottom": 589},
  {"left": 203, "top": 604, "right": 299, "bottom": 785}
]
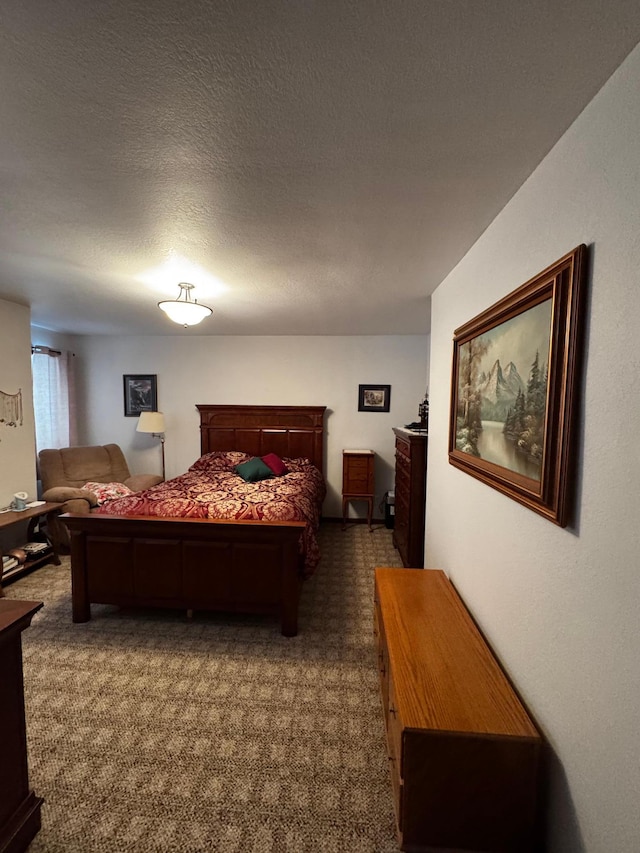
[{"left": 5, "top": 523, "right": 403, "bottom": 852}]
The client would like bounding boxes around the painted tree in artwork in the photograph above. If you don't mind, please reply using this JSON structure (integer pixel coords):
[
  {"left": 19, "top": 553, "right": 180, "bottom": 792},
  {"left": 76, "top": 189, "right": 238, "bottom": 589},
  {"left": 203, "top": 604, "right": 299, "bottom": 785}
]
[
  {"left": 518, "top": 351, "right": 548, "bottom": 460},
  {"left": 526, "top": 352, "right": 546, "bottom": 418},
  {"left": 504, "top": 388, "right": 526, "bottom": 438},
  {"left": 456, "top": 336, "right": 490, "bottom": 456},
  {"left": 503, "top": 351, "right": 548, "bottom": 463}
]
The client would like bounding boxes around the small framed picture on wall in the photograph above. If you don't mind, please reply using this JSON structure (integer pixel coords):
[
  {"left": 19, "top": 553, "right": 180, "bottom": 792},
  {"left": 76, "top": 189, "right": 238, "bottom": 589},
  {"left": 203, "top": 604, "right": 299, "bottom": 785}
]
[
  {"left": 358, "top": 384, "right": 391, "bottom": 413},
  {"left": 123, "top": 374, "right": 157, "bottom": 417}
]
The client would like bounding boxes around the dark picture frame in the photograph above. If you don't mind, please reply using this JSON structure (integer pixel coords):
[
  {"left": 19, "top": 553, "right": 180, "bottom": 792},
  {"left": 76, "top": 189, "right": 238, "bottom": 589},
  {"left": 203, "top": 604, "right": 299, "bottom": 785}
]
[
  {"left": 358, "top": 384, "right": 391, "bottom": 413},
  {"left": 448, "top": 245, "right": 586, "bottom": 527},
  {"left": 123, "top": 374, "right": 157, "bottom": 417}
]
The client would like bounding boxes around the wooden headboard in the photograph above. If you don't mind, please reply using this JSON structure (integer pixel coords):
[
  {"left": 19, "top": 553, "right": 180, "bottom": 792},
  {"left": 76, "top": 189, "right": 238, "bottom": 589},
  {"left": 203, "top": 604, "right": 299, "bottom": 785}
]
[{"left": 196, "top": 405, "right": 327, "bottom": 474}]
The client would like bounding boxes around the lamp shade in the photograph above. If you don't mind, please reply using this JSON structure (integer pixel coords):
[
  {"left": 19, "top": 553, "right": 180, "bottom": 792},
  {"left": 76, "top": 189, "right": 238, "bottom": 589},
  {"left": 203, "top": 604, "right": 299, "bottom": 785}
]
[
  {"left": 158, "top": 282, "right": 213, "bottom": 326},
  {"left": 137, "top": 411, "right": 165, "bottom": 434}
]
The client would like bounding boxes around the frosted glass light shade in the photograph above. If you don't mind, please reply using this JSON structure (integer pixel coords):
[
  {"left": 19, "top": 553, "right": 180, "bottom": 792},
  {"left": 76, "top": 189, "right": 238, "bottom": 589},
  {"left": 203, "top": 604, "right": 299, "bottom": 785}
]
[
  {"left": 158, "top": 282, "right": 213, "bottom": 326},
  {"left": 137, "top": 411, "right": 165, "bottom": 434},
  {"left": 158, "top": 299, "right": 212, "bottom": 325}
]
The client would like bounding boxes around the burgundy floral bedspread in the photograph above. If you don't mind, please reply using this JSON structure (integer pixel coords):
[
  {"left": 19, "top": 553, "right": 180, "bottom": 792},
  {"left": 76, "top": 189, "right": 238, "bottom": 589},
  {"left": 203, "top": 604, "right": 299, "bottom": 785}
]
[{"left": 93, "top": 452, "right": 326, "bottom": 574}]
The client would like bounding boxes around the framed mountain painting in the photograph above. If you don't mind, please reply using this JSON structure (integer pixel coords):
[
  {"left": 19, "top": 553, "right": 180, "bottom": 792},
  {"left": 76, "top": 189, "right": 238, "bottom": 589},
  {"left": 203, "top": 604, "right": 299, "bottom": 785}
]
[{"left": 448, "top": 245, "right": 587, "bottom": 526}]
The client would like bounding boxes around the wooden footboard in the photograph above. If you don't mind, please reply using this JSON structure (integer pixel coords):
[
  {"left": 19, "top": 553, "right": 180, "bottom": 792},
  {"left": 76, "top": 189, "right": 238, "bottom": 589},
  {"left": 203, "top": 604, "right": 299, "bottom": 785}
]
[{"left": 62, "top": 513, "right": 307, "bottom": 636}]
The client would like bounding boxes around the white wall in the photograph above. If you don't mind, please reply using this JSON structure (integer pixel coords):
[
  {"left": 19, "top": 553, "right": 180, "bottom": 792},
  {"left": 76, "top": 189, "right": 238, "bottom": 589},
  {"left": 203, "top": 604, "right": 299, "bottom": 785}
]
[
  {"left": 31, "top": 327, "right": 80, "bottom": 355},
  {"left": 0, "top": 299, "right": 37, "bottom": 507},
  {"left": 426, "top": 44, "right": 640, "bottom": 853},
  {"left": 72, "top": 335, "right": 429, "bottom": 518}
]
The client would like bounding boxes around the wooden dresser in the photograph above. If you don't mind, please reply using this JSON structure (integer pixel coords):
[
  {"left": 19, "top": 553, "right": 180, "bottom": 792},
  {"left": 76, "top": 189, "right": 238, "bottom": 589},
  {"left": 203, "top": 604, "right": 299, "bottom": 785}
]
[
  {"left": 392, "top": 428, "right": 427, "bottom": 566},
  {"left": 374, "top": 568, "right": 540, "bottom": 853},
  {"left": 0, "top": 600, "right": 44, "bottom": 853}
]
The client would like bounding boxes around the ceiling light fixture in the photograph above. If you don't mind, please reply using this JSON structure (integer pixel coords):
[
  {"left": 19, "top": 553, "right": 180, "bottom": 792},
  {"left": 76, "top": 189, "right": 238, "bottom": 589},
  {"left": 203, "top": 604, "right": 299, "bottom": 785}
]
[{"left": 157, "top": 282, "right": 213, "bottom": 327}]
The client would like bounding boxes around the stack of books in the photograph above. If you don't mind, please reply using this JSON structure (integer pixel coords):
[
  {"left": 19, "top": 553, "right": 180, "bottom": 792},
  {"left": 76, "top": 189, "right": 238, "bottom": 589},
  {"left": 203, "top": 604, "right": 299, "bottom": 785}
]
[
  {"left": 2, "top": 542, "right": 52, "bottom": 578},
  {"left": 2, "top": 554, "right": 19, "bottom": 573},
  {"left": 22, "top": 541, "right": 52, "bottom": 558}
]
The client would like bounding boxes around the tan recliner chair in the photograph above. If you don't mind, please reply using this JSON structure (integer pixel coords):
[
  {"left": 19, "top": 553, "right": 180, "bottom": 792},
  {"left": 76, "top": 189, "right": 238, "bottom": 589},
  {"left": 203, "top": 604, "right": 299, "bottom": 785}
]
[{"left": 39, "top": 443, "right": 164, "bottom": 550}]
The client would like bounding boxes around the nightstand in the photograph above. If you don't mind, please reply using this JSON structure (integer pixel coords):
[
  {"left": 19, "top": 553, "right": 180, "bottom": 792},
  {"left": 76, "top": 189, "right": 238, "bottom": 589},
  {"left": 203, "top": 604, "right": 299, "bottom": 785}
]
[{"left": 342, "top": 449, "right": 375, "bottom": 531}]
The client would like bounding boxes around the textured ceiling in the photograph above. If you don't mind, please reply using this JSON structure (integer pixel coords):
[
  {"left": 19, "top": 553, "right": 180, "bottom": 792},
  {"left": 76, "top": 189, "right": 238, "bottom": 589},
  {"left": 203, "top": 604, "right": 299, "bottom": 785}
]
[{"left": 1, "top": 1, "right": 639, "bottom": 336}]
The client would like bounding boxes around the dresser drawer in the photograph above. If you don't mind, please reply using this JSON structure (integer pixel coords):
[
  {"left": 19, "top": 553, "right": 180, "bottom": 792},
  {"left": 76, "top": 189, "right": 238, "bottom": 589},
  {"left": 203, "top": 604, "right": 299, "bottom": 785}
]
[
  {"left": 395, "top": 456, "right": 410, "bottom": 489},
  {"left": 347, "top": 456, "right": 370, "bottom": 472},
  {"left": 395, "top": 450, "right": 410, "bottom": 472},
  {"left": 395, "top": 438, "right": 411, "bottom": 459},
  {"left": 387, "top": 675, "right": 404, "bottom": 828},
  {"left": 394, "top": 488, "right": 409, "bottom": 513},
  {"left": 344, "top": 473, "right": 372, "bottom": 493},
  {"left": 387, "top": 676, "right": 403, "bottom": 775},
  {"left": 395, "top": 466, "right": 410, "bottom": 494},
  {"left": 374, "top": 600, "right": 390, "bottom": 714}
]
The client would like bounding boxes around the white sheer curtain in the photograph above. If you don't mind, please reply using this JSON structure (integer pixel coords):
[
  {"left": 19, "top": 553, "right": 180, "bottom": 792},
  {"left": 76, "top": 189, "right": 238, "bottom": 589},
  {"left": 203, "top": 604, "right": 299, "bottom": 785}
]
[{"left": 31, "top": 348, "right": 77, "bottom": 453}]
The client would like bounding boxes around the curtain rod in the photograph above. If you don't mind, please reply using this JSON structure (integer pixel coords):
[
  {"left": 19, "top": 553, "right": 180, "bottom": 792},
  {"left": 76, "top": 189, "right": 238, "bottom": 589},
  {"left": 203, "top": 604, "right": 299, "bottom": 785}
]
[{"left": 31, "top": 345, "right": 62, "bottom": 356}]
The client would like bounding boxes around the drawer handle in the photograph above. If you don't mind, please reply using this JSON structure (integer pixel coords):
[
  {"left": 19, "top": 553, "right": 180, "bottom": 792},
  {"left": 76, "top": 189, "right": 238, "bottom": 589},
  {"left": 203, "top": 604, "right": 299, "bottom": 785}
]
[
  {"left": 380, "top": 664, "right": 386, "bottom": 677},
  {"left": 389, "top": 705, "right": 397, "bottom": 717}
]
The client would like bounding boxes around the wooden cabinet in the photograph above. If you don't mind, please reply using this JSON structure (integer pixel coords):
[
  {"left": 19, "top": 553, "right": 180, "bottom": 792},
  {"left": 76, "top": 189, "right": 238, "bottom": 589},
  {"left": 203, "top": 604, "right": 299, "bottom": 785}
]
[
  {"left": 342, "top": 449, "right": 375, "bottom": 530},
  {"left": 392, "top": 428, "right": 427, "bottom": 566},
  {"left": 0, "top": 600, "right": 44, "bottom": 853},
  {"left": 374, "top": 568, "right": 540, "bottom": 853}
]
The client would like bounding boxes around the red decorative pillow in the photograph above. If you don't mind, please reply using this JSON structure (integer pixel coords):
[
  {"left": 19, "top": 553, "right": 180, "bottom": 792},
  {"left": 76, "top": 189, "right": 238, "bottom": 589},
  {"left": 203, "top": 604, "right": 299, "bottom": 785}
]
[
  {"left": 83, "top": 482, "right": 134, "bottom": 505},
  {"left": 261, "top": 453, "right": 288, "bottom": 476}
]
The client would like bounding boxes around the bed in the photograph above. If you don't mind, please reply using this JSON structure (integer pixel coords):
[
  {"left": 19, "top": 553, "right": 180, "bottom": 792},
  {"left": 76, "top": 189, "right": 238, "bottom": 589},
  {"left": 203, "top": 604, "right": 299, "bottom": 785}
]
[{"left": 63, "top": 405, "right": 326, "bottom": 635}]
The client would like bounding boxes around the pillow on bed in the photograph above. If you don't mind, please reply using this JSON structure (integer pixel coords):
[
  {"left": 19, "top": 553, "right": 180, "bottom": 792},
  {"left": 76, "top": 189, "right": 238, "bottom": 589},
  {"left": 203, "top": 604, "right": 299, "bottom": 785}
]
[
  {"left": 234, "top": 457, "right": 275, "bottom": 483},
  {"left": 282, "top": 457, "right": 312, "bottom": 473},
  {"left": 261, "top": 453, "right": 288, "bottom": 476},
  {"left": 82, "top": 481, "right": 134, "bottom": 505},
  {"left": 190, "top": 451, "right": 250, "bottom": 473}
]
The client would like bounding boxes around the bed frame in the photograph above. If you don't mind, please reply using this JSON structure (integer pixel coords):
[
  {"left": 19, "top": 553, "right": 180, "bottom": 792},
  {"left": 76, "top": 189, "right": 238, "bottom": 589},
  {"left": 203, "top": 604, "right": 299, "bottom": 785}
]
[{"left": 63, "top": 405, "right": 326, "bottom": 636}]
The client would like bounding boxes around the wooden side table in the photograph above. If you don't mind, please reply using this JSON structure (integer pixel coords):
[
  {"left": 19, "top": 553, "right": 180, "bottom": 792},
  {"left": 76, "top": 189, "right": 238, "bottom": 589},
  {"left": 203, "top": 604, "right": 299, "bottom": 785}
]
[
  {"left": 342, "top": 449, "right": 375, "bottom": 530},
  {"left": 0, "top": 599, "right": 44, "bottom": 853},
  {"left": 0, "top": 502, "right": 62, "bottom": 596}
]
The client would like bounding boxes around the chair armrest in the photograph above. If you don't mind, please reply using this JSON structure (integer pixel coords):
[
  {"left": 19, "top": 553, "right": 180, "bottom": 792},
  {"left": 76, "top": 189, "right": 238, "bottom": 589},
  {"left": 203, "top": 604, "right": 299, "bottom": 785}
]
[
  {"left": 41, "top": 486, "right": 99, "bottom": 507},
  {"left": 124, "top": 474, "right": 164, "bottom": 492}
]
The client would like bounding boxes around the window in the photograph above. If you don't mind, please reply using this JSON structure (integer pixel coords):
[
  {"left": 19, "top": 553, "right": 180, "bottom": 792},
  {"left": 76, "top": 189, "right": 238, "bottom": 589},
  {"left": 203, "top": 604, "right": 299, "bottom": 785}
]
[{"left": 31, "top": 347, "right": 77, "bottom": 452}]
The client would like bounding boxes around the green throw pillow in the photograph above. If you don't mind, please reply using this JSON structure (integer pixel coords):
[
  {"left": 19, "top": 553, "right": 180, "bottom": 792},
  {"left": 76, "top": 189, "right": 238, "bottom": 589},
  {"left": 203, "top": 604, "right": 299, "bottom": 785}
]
[{"left": 235, "top": 457, "right": 275, "bottom": 483}]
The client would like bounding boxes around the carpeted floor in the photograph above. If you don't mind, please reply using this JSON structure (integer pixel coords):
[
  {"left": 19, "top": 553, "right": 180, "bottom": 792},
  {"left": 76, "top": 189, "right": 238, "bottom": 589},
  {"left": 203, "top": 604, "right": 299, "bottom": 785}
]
[{"left": 5, "top": 523, "right": 404, "bottom": 852}]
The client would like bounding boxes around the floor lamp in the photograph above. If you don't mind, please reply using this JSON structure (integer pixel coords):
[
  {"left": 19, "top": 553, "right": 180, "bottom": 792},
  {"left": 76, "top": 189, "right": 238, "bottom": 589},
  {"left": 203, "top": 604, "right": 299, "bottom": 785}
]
[{"left": 136, "top": 411, "right": 166, "bottom": 480}]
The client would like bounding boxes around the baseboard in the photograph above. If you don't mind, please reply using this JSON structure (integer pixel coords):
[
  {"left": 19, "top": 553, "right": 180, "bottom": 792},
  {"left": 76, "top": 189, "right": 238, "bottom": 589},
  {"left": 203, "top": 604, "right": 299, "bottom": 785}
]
[{"left": 322, "top": 516, "right": 386, "bottom": 525}]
